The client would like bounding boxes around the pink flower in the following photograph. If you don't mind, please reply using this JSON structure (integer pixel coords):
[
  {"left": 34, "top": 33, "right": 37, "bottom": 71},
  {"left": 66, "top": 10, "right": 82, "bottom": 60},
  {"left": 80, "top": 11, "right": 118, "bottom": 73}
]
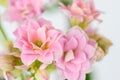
[
  {"left": 55, "top": 27, "right": 97, "bottom": 80},
  {"left": 14, "top": 19, "right": 63, "bottom": 69},
  {"left": 6, "top": 0, "right": 45, "bottom": 22},
  {"left": 61, "top": 0, "right": 101, "bottom": 23}
]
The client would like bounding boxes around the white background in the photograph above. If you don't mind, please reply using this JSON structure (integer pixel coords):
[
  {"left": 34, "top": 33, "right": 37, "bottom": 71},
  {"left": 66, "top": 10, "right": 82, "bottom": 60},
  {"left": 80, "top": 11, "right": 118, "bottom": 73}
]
[
  {"left": 0, "top": 0, "right": 120, "bottom": 80},
  {"left": 93, "top": 0, "right": 120, "bottom": 80}
]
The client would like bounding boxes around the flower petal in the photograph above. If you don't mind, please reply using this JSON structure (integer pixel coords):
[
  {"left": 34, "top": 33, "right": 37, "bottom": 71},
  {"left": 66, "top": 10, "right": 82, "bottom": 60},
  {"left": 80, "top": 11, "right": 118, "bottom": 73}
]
[
  {"left": 65, "top": 50, "right": 74, "bottom": 62},
  {"left": 37, "top": 27, "right": 46, "bottom": 42},
  {"left": 21, "top": 53, "right": 38, "bottom": 66},
  {"left": 84, "top": 44, "right": 96, "bottom": 59},
  {"left": 51, "top": 42, "right": 63, "bottom": 61},
  {"left": 38, "top": 52, "right": 53, "bottom": 64},
  {"left": 64, "top": 37, "right": 78, "bottom": 51}
]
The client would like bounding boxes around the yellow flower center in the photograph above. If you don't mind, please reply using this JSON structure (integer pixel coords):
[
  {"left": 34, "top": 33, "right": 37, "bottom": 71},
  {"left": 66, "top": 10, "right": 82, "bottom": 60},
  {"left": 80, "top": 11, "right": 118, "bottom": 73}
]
[
  {"left": 34, "top": 40, "right": 42, "bottom": 48},
  {"left": 34, "top": 40, "right": 49, "bottom": 50}
]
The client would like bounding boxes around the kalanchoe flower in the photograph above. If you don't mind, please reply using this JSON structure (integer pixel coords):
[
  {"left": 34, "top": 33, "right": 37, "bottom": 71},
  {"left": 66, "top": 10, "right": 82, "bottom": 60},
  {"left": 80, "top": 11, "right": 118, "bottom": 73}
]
[
  {"left": 6, "top": 0, "right": 45, "bottom": 23},
  {"left": 14, "top": 19, "right": 63, "bottom": 69},
  {"left": 55, "top": 27, "right": 97, "bottom": 80},
  {"left": 61, "top": 0, "right": 101, "bottom": 27}
]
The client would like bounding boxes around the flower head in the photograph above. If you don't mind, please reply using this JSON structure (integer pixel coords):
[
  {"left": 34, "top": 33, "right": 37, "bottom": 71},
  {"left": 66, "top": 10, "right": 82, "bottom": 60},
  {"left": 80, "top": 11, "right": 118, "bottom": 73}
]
[
  {"left": 6, "top": 0, "right": 45, "bottom": 22},
  {"left": 55, "top": 27, "right": 97, "bottom": 80},
  {"left": 62, "top": 0, "right": 101, "bottom": 24},
  {"left": 14, "top": 19, "right": 63, "bottom": 69}
]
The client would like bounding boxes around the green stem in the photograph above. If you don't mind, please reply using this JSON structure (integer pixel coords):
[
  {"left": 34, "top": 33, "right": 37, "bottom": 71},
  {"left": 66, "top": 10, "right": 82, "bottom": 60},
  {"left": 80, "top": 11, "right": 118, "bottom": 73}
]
[
  {"left": 0, "top": 21, "right": 8, "bottom": 41},
  {"left": 86, "top": 73, "right": 92, "bottom": 80}
]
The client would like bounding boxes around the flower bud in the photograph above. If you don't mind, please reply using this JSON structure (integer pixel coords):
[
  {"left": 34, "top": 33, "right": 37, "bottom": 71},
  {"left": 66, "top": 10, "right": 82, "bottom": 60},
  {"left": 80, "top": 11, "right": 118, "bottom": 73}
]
[{"left": 0, "top": 55, "right": 21, "bottom": 71}]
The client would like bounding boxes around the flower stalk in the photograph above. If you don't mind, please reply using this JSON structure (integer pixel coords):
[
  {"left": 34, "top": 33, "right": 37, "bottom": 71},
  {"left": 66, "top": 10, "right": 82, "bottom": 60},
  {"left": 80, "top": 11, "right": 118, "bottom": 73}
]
[{"left": 0, "top": 20, "right": 8, "bottom": 41}]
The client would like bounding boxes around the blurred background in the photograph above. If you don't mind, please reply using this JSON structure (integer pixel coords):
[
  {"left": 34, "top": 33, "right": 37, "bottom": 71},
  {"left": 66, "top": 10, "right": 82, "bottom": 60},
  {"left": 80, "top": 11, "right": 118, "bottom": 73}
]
[
  {"left": 93, "top": 0, "right": 120, "bottom": 80},
  {"left": 0, "top": 0, "right": 120, "bottom": 80}
]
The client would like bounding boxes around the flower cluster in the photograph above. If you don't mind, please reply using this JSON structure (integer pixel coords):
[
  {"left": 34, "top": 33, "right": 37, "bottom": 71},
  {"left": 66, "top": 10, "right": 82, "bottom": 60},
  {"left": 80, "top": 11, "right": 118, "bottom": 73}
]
[
  {"left": 62, "top": 0, "right": 101, "bottom": 23},
  {"left": 0, "top": 0, "right": 112, "bottom": 80},
  {"left": 6, "top": 0, "right": 44, "bottom": 23}
]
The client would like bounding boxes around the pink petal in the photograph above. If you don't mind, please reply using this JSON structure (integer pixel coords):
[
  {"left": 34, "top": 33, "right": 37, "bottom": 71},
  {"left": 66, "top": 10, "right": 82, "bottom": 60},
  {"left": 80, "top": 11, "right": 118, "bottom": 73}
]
[
  {"left": 21, "top": 53, "right": 38, "bottom": 66},
  {"left": 47, "top": 29, "right": 60, "bottom": 42},
  {"left": 72, "top": 51, "right": 86, "bottom": 64},
  {"left": 71, "top": 3, "right": 84, "bottom": 15},
  {"left": 84, "top": 44, "right": 96, "bottom": 59},
  {"left": 31, "top": 0, "right": 44, "bottom": 14},
  {"left": 81, "top": 61, "right": 90, "bottom": 73},
  {"left": 27, "top": 28, "right": 37, "bottom": 42},
  {"left": 64, "top": 68, "right": 80, "bottom": 80},
  {"left": 85, "top": 25, "right": 97, "bottom": 35},
  {"left": 88, "top": 39, "right": 97, "bottom": 48},
  {"left": 65, "top": 50, "right": 74, "bottom": 62},
  {"left": 65, "top": 62, "right": 81, "bottom": 73},
  {"left": 38, "top": 52, "right": 53, "bottom": 64},
  {"left": 14, "top": 26, "right": 27, "bottom": 39},
  {"left": 37, "top": 27, "right": 46, "bottom": 42},
  {"left": 51, "top": 42, "right": 63, "bottom": 61},
  {"left": 64, "top": 37, "right": 78, "bottom": 51},
  {"left": 78, "top": 72, "right": 86, "bottom": 80},
  {"left": 55, "top": 58, "right": 65, "bottom": 69},
  {"left": 77, "top": 35, "right": 87, "bottom": 50},
  {"left": 67, "top": 27, "right": 83, "bottom": 38},
  {"left": 27, "top": 20, "right": 40, "bottom": 29},
  {"left": 38, "top": 18, "right": 52, "bottom": 27},
  {"left": 22, "top": 46, "right": 34, "bottom": 53}
]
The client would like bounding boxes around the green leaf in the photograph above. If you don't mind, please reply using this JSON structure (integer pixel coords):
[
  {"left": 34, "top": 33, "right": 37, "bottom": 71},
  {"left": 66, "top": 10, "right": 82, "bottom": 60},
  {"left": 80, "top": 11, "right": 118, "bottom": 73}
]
[
  {"left": 59, "top": 0, "right": 73, "bottom": 6},
  {"left": 86, "top": 73, "right": 92, "bottom": 80},
  {"left": 46, "top": 63, "right": 55, "bottom": 72},
  {"left": 29, "top": 60, "right": 42, "bottom": 72},
  {"left": 70, "top": 18, "right": 89, "bottom": 30},
  {"left": 0, "top": 21, "right": 8, "bottom": 41}
]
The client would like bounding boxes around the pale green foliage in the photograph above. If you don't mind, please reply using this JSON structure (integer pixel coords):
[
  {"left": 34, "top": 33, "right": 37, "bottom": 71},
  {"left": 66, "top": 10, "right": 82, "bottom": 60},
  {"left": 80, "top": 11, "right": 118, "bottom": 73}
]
[{"left": 0, "top": 0, "right": 8, "bottom": 7}]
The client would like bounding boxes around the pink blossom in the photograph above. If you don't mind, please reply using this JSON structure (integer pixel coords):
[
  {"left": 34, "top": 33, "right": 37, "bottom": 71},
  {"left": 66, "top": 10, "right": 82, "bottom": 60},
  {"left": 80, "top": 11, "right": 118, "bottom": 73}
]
[
  {"left": 61, "top": 0, "right": 101, "bottom": 23},
  {"left": 55, "top": 27, "right": 97, "bottom": 80},
  {"left": 14, "top": 19, "right": 63, "bottom": 69},
  {"left": 6, "top": 0, "right": 45, "bottom": 22}
]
